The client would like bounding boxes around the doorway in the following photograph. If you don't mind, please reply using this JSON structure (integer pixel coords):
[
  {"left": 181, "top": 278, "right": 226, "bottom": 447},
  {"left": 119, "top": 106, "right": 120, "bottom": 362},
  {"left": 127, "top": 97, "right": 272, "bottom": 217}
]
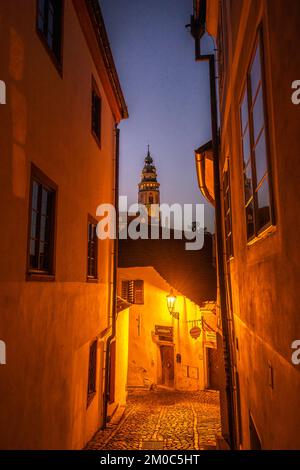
[
  {"left": 206, "top": 347, "right": 219, "bottom": 390},
  {"left": 160, "top": 346, "right": 174, "bottom": 387}
]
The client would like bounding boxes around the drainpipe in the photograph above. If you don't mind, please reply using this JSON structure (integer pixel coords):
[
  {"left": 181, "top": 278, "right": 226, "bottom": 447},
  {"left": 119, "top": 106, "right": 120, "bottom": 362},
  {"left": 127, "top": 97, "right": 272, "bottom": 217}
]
[
  {"left": 103, "top": 124, "right": 120, "bottom": 428},
  {"left": 192, "top": 39, "right": 237, "bottom": 449}
]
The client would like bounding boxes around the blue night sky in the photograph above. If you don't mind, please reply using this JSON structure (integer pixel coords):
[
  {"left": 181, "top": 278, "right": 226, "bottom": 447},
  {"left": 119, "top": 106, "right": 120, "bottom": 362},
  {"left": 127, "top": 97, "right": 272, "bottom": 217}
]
[{"left": 100, "top": 0, "right": 215, "bottom": 232}]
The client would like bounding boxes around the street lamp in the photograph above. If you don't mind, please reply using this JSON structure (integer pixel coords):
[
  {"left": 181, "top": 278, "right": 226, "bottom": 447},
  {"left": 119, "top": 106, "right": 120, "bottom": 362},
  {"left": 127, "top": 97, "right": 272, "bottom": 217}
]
[{"left": 166, "top": 290, "right": 179, "bottom": 320}]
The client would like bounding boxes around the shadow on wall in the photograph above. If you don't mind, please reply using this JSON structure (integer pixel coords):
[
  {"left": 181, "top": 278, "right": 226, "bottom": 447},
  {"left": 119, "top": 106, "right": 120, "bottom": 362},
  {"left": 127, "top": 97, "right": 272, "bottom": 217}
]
[
  {"left": 119, "top": 232, "right": 217, "bottom": 305},
  {"left": 0, "top": 14, "right": 29, "bottom": 284},
  {"left": 128, "top": 361, "right": 149, "bottom": 387}
]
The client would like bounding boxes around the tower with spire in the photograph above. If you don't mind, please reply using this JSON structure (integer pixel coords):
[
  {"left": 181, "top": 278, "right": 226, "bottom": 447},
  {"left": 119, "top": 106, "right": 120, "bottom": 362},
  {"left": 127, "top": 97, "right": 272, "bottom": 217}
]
[{"left": 138, "top": 146, "right": 160, "bottom": 217}]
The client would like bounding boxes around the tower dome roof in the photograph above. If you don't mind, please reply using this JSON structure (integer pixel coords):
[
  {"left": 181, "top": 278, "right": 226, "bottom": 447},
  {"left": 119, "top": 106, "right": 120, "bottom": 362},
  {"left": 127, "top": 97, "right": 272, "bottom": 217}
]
[
  {"left": 141, "top": 146, "right": 157, "bottom": 178},
  {"left": 144, "top": 146, "right": 153, "bottom": 165}
]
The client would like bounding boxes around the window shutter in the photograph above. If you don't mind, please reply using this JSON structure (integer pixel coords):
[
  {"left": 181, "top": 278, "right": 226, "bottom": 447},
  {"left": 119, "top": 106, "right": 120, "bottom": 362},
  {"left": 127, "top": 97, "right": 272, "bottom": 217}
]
[
  {"left": 128, "top": 280, "right": 134, "bottom": 303},
  {"left": 121, "top": 281, "right": 129, "bottom": 301},
  {"left": 121, "top": 280, "right": 144, "bottom": 304},
  {"left": 134, "top": 280, "right": 144, "bottom": 305}
]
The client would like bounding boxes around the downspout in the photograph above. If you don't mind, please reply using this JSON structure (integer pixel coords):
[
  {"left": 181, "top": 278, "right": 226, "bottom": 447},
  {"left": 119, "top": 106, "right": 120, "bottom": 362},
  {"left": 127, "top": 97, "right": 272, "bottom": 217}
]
[
  {"left": 193, "top": 42, "right": 237, "bottom": 448},
  {"left": 195, "top": 151, "right": 215, "bottom": 206},
  {"left": 103, "top": 125, "right": 120, "bottom": 428}
]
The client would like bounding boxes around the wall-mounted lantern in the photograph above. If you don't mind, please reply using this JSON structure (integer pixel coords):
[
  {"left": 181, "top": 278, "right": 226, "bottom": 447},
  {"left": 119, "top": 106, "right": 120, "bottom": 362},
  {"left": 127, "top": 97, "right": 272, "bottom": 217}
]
[{"left": 166, "top": 290, "right": 179, "bottom": 320}]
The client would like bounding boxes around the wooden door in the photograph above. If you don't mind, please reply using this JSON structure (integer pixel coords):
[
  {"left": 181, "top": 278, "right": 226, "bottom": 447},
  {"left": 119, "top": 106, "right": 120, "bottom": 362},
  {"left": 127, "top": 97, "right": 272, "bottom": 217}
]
[{"left": 160, "top": 346, "right": 174, "bottom": 387}]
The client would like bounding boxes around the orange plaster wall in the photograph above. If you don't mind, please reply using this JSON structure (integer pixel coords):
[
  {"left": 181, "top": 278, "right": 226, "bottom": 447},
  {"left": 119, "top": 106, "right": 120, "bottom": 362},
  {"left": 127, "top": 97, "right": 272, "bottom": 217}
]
[
  {"left": 0, "top": 0, "right": 120, "bottom": 449},
  {"left": 218, "top": 0, "right": 300, "bottom": 449}
]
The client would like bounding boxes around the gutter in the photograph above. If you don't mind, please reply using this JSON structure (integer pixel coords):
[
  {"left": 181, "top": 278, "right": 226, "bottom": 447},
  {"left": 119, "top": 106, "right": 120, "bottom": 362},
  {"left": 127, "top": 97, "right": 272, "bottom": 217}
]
[
  {"left": 195, "top": 148, "right": 215, "bottom": 207},
  {"left": 102, "top": 125, "right": 120, "bottom": 428}
]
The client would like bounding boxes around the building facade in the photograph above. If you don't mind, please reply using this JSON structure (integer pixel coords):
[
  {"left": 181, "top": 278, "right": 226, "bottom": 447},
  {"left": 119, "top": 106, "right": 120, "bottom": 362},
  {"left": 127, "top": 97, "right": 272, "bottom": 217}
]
[
  {"left": 0, "top": 0, "right": 127, "bottom": 449},
  {"left": 118, "top": 266, "right": 218, "bottom": 392},
  {"left": 192, "top": 0, "right": 300, "bottom": 450}
]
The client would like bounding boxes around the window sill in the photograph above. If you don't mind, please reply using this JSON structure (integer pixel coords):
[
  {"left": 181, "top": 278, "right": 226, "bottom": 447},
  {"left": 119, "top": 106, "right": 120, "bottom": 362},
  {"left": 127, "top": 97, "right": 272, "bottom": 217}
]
[
  {"left": 26, "top": 272, "right": 55, "bottom": 282},
  {"left": 246, "top": 223, "right": 277, "bottom": 248},
  {"left": 86, "top": 277, "right": 99, "bottom": 283}
]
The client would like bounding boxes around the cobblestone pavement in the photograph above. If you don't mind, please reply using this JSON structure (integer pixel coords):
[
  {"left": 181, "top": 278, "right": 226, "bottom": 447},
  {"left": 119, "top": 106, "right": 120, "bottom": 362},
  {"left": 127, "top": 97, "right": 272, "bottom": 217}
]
[{"left": 86, "top": 389, "right": 221, "bottom": 450}]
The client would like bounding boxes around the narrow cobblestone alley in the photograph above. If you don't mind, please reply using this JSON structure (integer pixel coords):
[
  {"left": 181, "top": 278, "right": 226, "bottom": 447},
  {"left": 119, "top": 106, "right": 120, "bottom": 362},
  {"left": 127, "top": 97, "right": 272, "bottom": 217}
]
[{"left": 86, "top": 389, "right": 221, "bottom": 451}]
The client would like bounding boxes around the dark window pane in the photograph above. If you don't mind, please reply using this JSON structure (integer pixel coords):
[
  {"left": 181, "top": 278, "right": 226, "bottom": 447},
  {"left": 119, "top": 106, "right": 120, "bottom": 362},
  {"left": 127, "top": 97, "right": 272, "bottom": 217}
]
[
  {"left": 30, "top": 255, "right": 38, "bottom": 269},
  {"left": 92, "top": 89, "right": 101, "bottom": 141},
  {"left": 87, "top": 221, "right": 98, "bottom": 278},
  {"left": 41, "top": 188, "right": 48, "bottom": 215},
  {"left": 28, "top": 173, "right": 55, "bottom": 273},
  {"left": 257, "top": 177, "right": 271, "bottom": 230},
  {"left": 40, "top": 243, "right": 50, "bottom": 271},
  {"left": 39, "top": 242, "right": 46, "bottom": 269},
  {"left": 30, "top": 211, "right": 37, "bottom": 238},
  {"left": 40, "top": 215, "right": 47, "bottom": 242},
  {"left": 252, "top": 86, "right": 265, "bottom": 143},
  {"left": 37, "top": 0, "right": 62, "bottom": 64},
  {"left": 246, "top": 199, "right": 255, "bottom": 239},
  {"left": 244, "top": 162, "right": 253, "bottom": 205},
  {"left": 39, "top": 241, "right": 45, "bottom": 255},
  {"left": 30, "top": 239, "right": 36, "bottom": 257},
  {"left": 32, "top": 181, "right": 39, "bottom": 210},
  {"left": 242, "top": 127, "right": 250, "bottom": 164},
  {"left": 47, "top": 3, "right": 54, "bottom": 48},
  {"left": 250, "top": 43, "right": 261, "bottom": 98},
  {"left": 245, "top": 159, "right": 252, "bottom": 181},
  {"left": 37, "top": 0, "right": 45, "bottom": 31},
  {"left": 254, "top": 130, "right": 268, "bottom": 185},
  {"left": 241, "top": 90, "right": 248, "bottom": 134}
]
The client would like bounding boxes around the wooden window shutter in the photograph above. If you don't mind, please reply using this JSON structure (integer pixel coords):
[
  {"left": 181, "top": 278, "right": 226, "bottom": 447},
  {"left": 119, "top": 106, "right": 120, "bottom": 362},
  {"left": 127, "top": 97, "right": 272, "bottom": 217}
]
[
  {"left": 128, "top": 280, "right": 134, "bottom": 303},
  {"left": 121, "top": 280, "right": 144, "bottom": 304},
  {"left": 134, "top": 280, "right": 144, "bottom": 305},
  {"left": 121, "top": 280, "right": 129, "bottom": 300}
]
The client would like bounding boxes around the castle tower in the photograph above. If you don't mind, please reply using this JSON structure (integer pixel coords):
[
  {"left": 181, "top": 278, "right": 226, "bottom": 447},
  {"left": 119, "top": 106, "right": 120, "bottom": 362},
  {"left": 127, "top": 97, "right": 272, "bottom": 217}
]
[{"left": 138, "top": 146, "right": 160, "bottom": 217}]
